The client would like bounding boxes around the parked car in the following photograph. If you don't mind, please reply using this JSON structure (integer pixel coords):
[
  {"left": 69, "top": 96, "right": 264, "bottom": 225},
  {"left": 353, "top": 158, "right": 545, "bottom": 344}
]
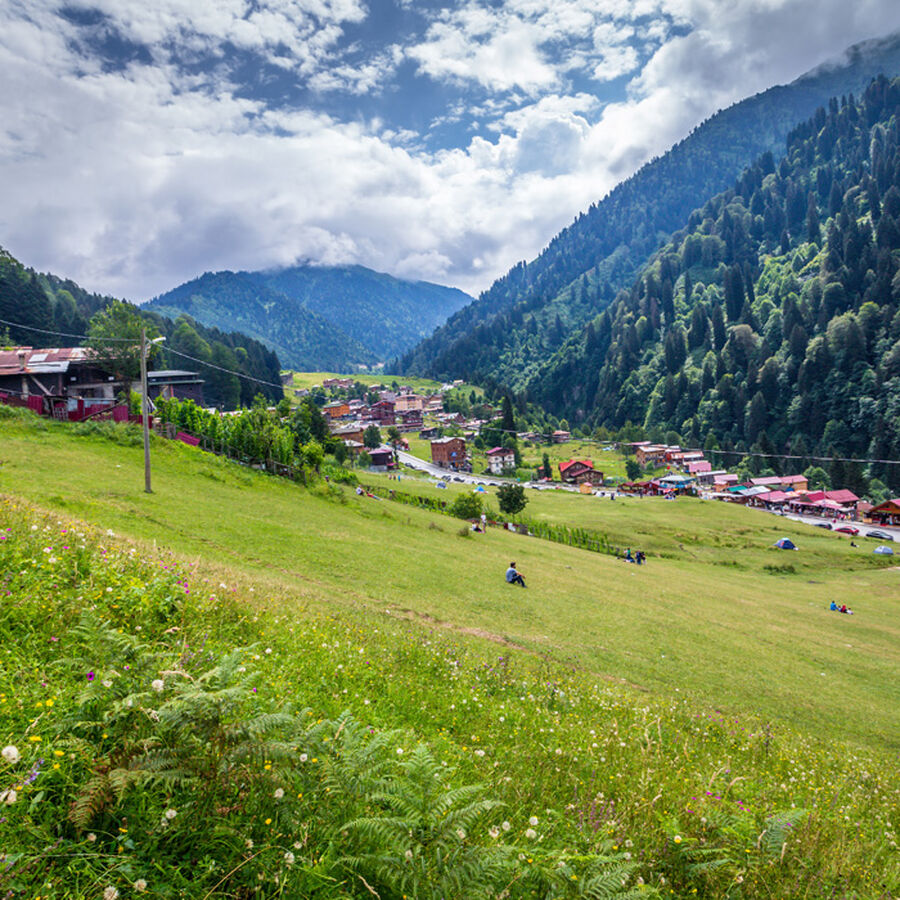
[
  {"left": 834, "top": 525, "right": 859, "bottom": 535},
  {"left": 865, "top": 529, "right": 895, "bottom": 541},
  {"left": 814, "top": 521, "right": 832, "bottom": 529}
]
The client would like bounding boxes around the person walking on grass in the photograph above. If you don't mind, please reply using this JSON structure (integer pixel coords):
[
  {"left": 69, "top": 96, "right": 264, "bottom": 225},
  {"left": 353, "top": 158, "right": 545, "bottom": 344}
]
[{"left": 506, "top": 561, "right": 526, "bottom": 587}]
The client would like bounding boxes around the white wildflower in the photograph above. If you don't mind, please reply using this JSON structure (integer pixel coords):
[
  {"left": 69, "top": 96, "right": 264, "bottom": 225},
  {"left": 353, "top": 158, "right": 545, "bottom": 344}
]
[
  {"left": 474, "top": 749, "right": 485, "bottom": 757},
  {"left": 489, "top": 826, "right": 500, "bottom": 839},
  {"left": 265, "top": 647, "right": 272, "bottom": 654},
  {"left": 456, "top": 828, "right": 466, "bottom": 840},
  {"left": 2, "top": 745, "right": 19, "bottom": 764},
  {"left": 525, "top": 828, "right": 537, "bottom": 840},
  {"left": 246, "top": 839, "right": 254, "bottom": 849},
  {"left": 284, "top": 851, "right": 295, "bottom": 865},
  {"left": 86, "top": 833, "right": 97, "bottom": 842},
  {"left": 103, "top": 886, "right": 119, "bottom": 900},
  {"left": 164, "top": 807, "right": 177, "bottom": 820},
  {"left": 528, "top": 816, "right": 538, "bottom": 826},
  {"left": 102, "top": 679, "right": 112, "bottom": 688},
  {"left": 0, "top": 789, "right": 17, "bottom": 805},
  {"left": 404, "top": 849, "right": 413, "bottom": 860},
  {"left": 151, "top": 679, "right": 164, "bottom": 693},
  {"left": 299, "top": 753, "right": 308, "bottom": 763},
  {"left": 501, "top": 821, "right": 511, "bottom": 832},
  {"left": 396, "top": 747, "right": 403, "bottom": 755},
  {"left": 274, "top": 788, "right": 285, "bottom": 800},
  {"left": 133, "top": 879, "right": 147, "bottom": 893}
]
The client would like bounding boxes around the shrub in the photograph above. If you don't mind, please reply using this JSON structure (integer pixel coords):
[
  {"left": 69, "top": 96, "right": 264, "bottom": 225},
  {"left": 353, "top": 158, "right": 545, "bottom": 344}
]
[{"left": 448, "top": 492, "right": 483, "bottom": 519}]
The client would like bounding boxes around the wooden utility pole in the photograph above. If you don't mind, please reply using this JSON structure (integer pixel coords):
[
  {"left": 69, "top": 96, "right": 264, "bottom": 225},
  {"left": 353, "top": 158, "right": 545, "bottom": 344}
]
[{"left": 141, "top": 328, "right": 152, "bottom": 493}]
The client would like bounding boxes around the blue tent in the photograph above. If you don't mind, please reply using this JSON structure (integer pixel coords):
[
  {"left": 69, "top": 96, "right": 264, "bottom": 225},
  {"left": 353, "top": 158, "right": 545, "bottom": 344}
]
[
  {"left": 873, "top": 545, "right": 894, "bottom": 555},
  {"left": 773, "top": 537, "right": 797, "bottom": 550}
]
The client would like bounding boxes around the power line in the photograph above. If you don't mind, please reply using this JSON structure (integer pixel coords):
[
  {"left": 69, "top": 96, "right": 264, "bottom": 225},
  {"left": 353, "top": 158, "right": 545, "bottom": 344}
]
[
  {"left": 0, "top": 316, "right": 284, "bottom": 391},
  {"left": 476, "top": 423, "right": 900, "bottom": 467},
  {"left": 164, "top": 346, "right": 284, "bottom": 390}
]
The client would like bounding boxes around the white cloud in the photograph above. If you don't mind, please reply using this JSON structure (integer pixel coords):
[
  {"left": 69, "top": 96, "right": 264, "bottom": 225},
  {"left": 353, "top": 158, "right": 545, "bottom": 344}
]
[{"left": 2, "top": 0, "right": 900, "bottom": 311}]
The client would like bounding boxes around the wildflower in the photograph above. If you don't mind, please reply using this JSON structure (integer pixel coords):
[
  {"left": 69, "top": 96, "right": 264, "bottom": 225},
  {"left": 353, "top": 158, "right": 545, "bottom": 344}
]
[
  {"left": 489, "top": 826, "right": 500, "bottom": 839},
  {"left": 265, "top": 818, "right": 272, "bottom": 825},
  {"left": 87, "top": 672, "right": 95, "bottom": 682},
  {"left": 674, "top": 835, "right": 682, "bottom": 844},
  {"left": 103, "top": 887, "right": 119, "bottom": 900},
  {"left": 525, "top": 828, "right": 537, "bottom": 839},
  {"left": 133, "top": 880, "right": 147, "bottom": 893},
  {"left": 246, "top": 839, "right": 254, "bottom": 849},
  {"left": 2, "top": 745, "right": 19, "bottom": 764},
  {"left": 164, "top": 808, "right": 177, "bottom": 820},
  {"left": 456, "top": 828, "right": 466, "bottom": 840},
  {"left": 404, "top": 849, "right": 413, "bottom": 860},
  {"left": 501, "top": 820, "right": 511, "bottom": 831},
  {"left": 87, "top": 833, "right": 97, "bottom": 842},
  {"left": 528, "top": 816, "right": 539, "bottom": 826},
  {"left": 299, "top": 753, "right": 308, "bottom": 762},
  {"left": 1, "top": 789, "right": 17, "bottom": 805},
  {"left": 284, "top": 851, "right": 295, "bottom": 865},
  {"left": 102, "top": 680, "right": 112, "bottom": 689},
  {"left": 151, "top": 679, "right": 164, "bottom": 693},
  {"left": 274, "top": 787, "right": 285, "bottom": 799},
  {"left": 396, "top": 748, "right": 403, "bottom": 755}
]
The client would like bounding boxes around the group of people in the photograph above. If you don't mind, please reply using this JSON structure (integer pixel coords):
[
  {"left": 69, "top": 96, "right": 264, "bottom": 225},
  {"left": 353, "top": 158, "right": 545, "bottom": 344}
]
[
  {"left": 829, "top": 601, "right": 854, "bottom": 615},
  {"left": 623, "top": 548, "right": 646, "bottom": 565}
]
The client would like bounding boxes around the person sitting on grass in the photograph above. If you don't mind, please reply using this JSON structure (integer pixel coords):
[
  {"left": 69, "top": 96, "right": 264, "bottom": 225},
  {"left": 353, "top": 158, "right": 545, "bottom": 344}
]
[{"left": 506, "top": 562, "right": 526, "bottom": 587}]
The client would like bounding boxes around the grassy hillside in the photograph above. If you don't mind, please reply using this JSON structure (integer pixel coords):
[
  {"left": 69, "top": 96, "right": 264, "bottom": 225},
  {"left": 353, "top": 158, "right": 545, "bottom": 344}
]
[
  {"left": 1, "top": 410, "right": 897, "bottom": 753},
  {"left": 1, "top": 409, "right": 898, "bottom": 897}
]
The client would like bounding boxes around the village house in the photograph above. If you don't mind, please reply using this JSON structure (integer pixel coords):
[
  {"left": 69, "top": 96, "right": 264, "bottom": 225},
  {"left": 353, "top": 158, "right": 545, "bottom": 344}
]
[
  {"left": 552, "top": 429, "right": 571, "bottom": 443},
  {"left": 558, "top": 459, "right": 603, "bottom": 485},
  {"left": 663, "top": 446, "right": 684, "bottom": 463},
  {"left": 869, "top": 498, "right": 900, "bottom": 527},
  {"left": 431, "top": 436, "right": 468, "bottom": 471},
  {"left": 329, "top": 423, "right": 366, "bottom": 444},
  {"left": 749, "top": 474, "right": 809, "bottom": 493},
  {"left": 394, "top": 393, "right": 425, "bottom": 412},
  {"left": 635, "top": 444, "right": 666, "bottom": 467},
  {"left": 143, "top": 370, "right": 205, "bottom": 406},
  {"left": 322, "top": 377, "right": 354, "bottom": 390},
  {"left": 367, "top": 445, "right": 396, "bottom": 471},
  {"left": 685, "top": 459, "right": 712, "bottom": 475},
  {"left": 697, "top": 469, "right": 729, "bottom": 486},
  {"left": 369, "top": 399, "right": 395, "bottom": 424},
  {"left": 322, "top": 400, "right": 350, "bottom": 419},
  {"left": 486, "top": 446, "right": 516, "bottom": 475},
  {"left": 419, "top": 426, "right": 441, "bottom": 440}
]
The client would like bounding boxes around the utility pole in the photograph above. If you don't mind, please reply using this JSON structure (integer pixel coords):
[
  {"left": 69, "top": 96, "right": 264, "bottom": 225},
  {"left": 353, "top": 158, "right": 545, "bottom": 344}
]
[{"left": 140, "top": 330, "right": 165, "bottom": 493}]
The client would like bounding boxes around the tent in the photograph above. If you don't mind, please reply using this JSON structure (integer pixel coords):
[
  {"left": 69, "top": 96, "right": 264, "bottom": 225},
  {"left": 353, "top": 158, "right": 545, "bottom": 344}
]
[
  {"left": 773, "top": 537, "right": 797, "bottom": 550},
  {"left": 873, "top": 545, "right": 894, "bottom": 556}
]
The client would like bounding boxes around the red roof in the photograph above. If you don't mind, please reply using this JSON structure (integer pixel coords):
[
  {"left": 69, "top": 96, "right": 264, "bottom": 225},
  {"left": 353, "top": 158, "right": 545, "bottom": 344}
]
[
  {"left": 559, "top": 459, "right": 593, "bottom": 473},
  {"left": 825, "top": 489, "right": 859, "bottom": 504},
  {"left": 486, "top": 447, "right": 513, "bottom": 456}
]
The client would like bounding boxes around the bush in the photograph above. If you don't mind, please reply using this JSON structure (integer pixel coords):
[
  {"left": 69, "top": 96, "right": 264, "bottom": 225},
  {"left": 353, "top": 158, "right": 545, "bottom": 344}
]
[{"left": 448, "top": 492, "right": 483, "bottom": 519}]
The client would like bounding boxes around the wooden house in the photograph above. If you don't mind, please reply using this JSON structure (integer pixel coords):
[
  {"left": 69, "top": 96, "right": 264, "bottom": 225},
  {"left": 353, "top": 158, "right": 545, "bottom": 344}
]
[
  {"left": 431, "top": 436, "right": 468, "bottom": 470},
  {"left": 558, "top": 459, "right": 603, "bottom": 485}
]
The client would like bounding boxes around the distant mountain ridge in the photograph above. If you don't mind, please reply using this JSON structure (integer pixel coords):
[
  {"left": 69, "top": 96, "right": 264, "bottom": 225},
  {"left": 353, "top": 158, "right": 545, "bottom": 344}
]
[
  {"left": 395, "top": 30, "right": 900, "bottom": 389},
  {"left": 145, "top": 263, "right": 472, "bottom": 370}
]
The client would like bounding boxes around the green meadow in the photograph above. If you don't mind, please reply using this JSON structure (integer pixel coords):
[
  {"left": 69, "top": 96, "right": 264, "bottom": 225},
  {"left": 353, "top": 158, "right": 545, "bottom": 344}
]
[
  {"left": 286, "top": 371, "right": 447, "bottom": 393},
  {"left": 0, "top": 409, "right": 898, "bottom": 897}
]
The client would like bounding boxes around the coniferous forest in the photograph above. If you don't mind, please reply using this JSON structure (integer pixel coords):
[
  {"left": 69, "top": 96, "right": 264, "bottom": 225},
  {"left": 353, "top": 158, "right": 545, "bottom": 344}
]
[{"left": 527, "top": 76, "right": 900, "bottom": 490}]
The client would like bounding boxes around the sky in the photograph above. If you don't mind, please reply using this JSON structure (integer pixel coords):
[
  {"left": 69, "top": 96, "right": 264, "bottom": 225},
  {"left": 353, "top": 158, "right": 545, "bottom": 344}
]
[{"left": 2, "top": 1, "right": 900, "bottom": 303}]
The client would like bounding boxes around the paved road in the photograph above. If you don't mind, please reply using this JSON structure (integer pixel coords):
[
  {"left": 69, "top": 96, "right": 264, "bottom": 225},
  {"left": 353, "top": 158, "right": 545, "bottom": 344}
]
[{"left": 397, "top": 451, "right": 898, "bottom": 539}]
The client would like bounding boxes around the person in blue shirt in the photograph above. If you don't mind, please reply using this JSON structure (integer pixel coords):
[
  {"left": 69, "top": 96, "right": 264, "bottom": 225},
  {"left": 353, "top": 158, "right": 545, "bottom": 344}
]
[
  {"left": 506, "top": 562, "right": 526, "bottom": 587},
  {"left": 829, "top": 601, "right": 838, "bottom": 611}
]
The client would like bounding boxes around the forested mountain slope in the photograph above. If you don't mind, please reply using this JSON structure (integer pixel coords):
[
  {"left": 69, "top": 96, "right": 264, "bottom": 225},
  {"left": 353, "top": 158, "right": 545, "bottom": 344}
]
[
  {"left": 529, "top": 76, "right": 900, "bottom": 490},
  {"left": 396, "top": 32, "right": 900, "bottom": 390},
  {"left": 146, "top": 264, "right": 472, "bottom": 368},
  {"left": 0, "top": 247, "right": 282, "bottom": 408},
  {"left": 146, "top": 270, "right": 376, "bottom": 371}
]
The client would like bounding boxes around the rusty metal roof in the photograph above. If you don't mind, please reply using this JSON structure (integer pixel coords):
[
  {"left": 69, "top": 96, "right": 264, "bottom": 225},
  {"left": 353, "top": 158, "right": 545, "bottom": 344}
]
[{"left": 0, "top": 346, "right": 94, "bottom": 375}]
